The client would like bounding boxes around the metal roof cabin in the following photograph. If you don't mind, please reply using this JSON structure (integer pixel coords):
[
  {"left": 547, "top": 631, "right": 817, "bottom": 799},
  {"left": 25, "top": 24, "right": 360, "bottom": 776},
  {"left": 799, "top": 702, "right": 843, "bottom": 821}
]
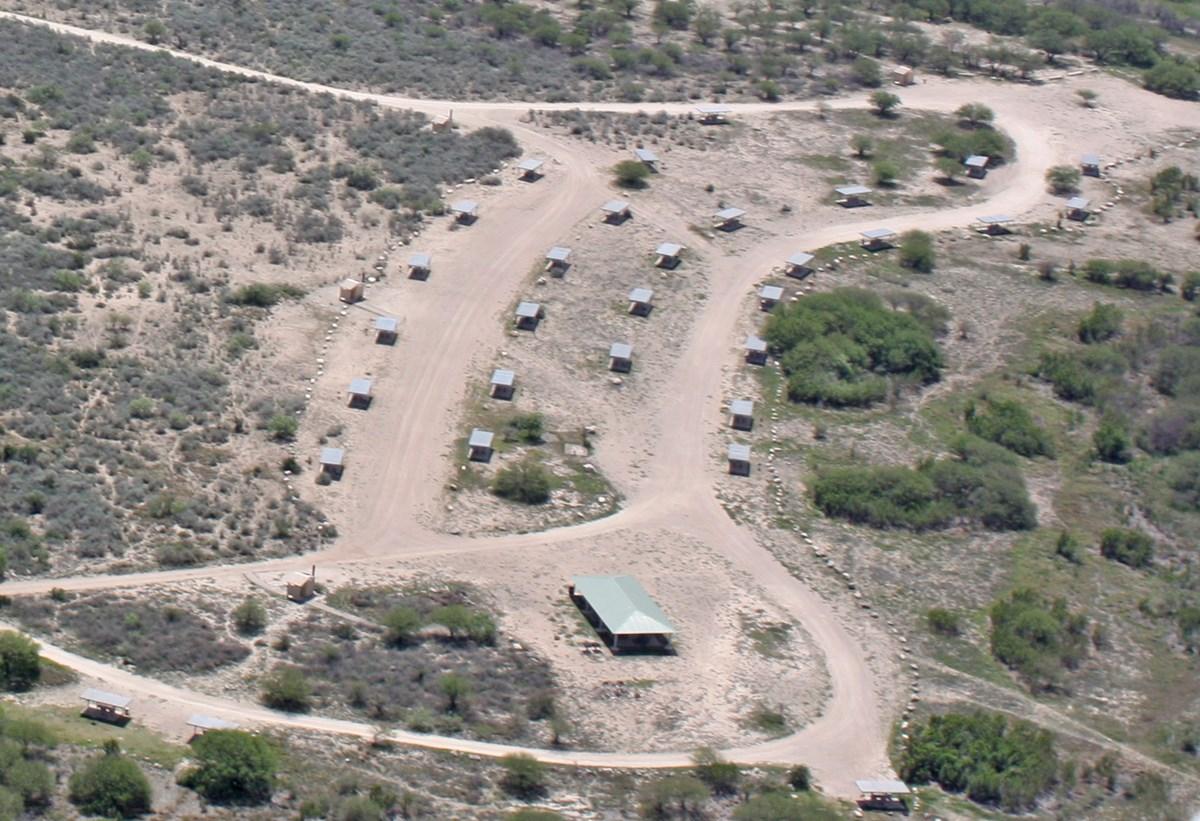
[
  {"left": 634, "top": 147, "right": 659, "bottom": 170},
  {"left": 408, "top": 252, "right": 432, "bottom": 280},
  {"left": 518, "top": 157, "right": 544, "bottom": 181},
  {"left": 759, "top": 284, "right": 784, "bottom": 310},
  {"left": 609, "top": 342, "right": 633, "bottom": 373},
  {"left": 467, "top": 429, "right": 495, "bottom": 462},
  {"left": 348, "top": 377, "right": 373, "bottom": 409},
  {"left": 601, "top": 199, "right": 632, "bottom": 224},
  {"left": 374, "top": 316, "right": 398, "bottom": 345},
  {"left": 515, "top": 301, "right": 544, "bottom": 331},
  {"left": 964, "top": 155, "right": 989, "bottom": 178},
  {"left": 81, "top": 688, "right": 132, "bottom": 724},
  {"left": 545, "top": 246, "right": 572, "bottom": 275},
  {"left": 785, "top": 251, "right": 815, "bottom": 279},
  {"left": 188, "top": 714, "right": 238, "bottom": 739},
  {"left": 1066, "top": 197, "right": 1091, "bottom": 221},
  {"left": 745, "top": 334, "right": 768, "bottom": 366},
  {"left": 892, "top": 65, "right": 915, "bottom": 85},
  {"left": 628, "top": 287, "right": 654, "bottom": 317},
  {"left": 655, "top": 242, "right": 684, "bottom": 269},
  {"left": 728, "top": 442, "right": 751, "bottom": 475},
  {"left": 449, "top": 200, "right": 479, "bottom": 223},
  {"left": 835, "top": 184, "right": 872, "bottom": 207},
  {"left": 976, "top": 214, "right": 1013, "bottom": 235},
  {"left": 729, "top": 399, "right": 754, "bottom": 431},
  {"left": 695, "top": 104, "right": 732, "bottom": 124},
  {"left": 860, "top": 227, "right": 897, "bottom": 250},
  {"left": 1080, "top": 154, "right": 1102, "bottom": 177},
  {"left": 320, "top": 447, "right": 345, "bottom": 479},
  {"left": 569, "top": 575, "right": 676, "bottom": 652},
  {"left": 855, "top": 779, "right": 911, "bottom": 812},
  {"left": 713, "top": 207, "right": 745, "bottom": 231},
  {"left": 490, "top": 368, "right": 516, "bottom": 400},
  {"left": 338, "top": 278, "right": 364, "bottom": 304}
]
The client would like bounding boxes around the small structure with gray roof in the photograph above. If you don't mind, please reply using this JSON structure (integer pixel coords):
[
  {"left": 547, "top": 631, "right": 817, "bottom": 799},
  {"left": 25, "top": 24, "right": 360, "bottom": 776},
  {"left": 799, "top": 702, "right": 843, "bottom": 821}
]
[
  {"left": 964, "top": 155, "right": 989, "bottom": 178},
  {"left": 569, "top": 575, "right": 676, "bottom": 652},
  {"left": 449, "top": 200, "right": 479, "bottom": 224},
  {"left": 407, "top": 252, "right": 432, "bottom": 280},
  {"left": 713, "top": 206, "right": 745, "bottom": 231},
  {"left": 695, "top": 104, "right": 732, "bottom": 125},
  {"left": 1081, "top": 154, "right": 1102, "bottom": 177},
  {"left": 745, "top": 335, "right": 768, "bottom": 366},
  {"left": 855, "top": 780, "right": 911, "bottom": 812},
  {"left": 634, "top": 147, "right": 659, "bottom": 171},
  {"left": 1066, "top": 196, "right": 1091, "bottom": 221},
  {"left": 835, "top": 184, "right": 872, "bottom": 208},
  {"left": 976, "top": 214, "right": 1014, "bottom": 235},
  {"left": 628, "top": 287, "right": 654, "bottom": 317},
  {"left": 517, "top": 157, "right": 545, "bottom": 181},
  {"left": 188, "top": 714, "right": 238, "bottom": 739},
  {"left": 729, "top": 399, "right": 754, "bottom": 431},
  {"left": 467, "top": 429, "right": 494, "bottom": 462},
  {"left": 655, "top": 242, "right": 684, "bottom": 269},
  {"left": 545, "top": 246, "right": 572, "bottom": 275},
  {"left": 490, "top": 368, "right": 516, "bottom": 400},
  {"left": 81, "top": 688, "right": 133, "bottom": 724},
  {"left": 609, "top": 342, "right": 633, "bottom": 373},
  {"left": 320, "top": 447, "right": 345, "bottom": 479},
  {"left": 601, "top": 199, "right": 632, "bottom": 224},
  {"left": 759, "top": 284, "right": 784, "bottom": 311},
  {"left": 785, "top": 251, "right": 815, "bottom": 279},
  {"left": 515, "top": 301, "right": 544, "bottom": 331},
  {"left": 860, "top": 227, "right": 897, "bottom": 251},
  {"left": 348, "top": 377, "right": 373, "bottom": 410},
  {"left": 374, "top": 316, "right": 398, "bottom": 345},
  {"left": 728, "top": 443, "right": 751, "bottom": 476}
]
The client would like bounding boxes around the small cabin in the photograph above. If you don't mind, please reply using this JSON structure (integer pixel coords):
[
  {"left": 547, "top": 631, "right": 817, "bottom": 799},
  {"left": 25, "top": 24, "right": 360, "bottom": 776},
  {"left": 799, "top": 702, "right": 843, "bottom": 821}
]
[
  {"left": 759, "top": 284, "right": 783, "bottom": 311},
  {"left": 745, "top": 335, "right": 768, "bottom": 366},
  {"left": 490, "top": 368, "right": 516, "bottom": 400},
  {"left": 348, "top": 377, "right": 373, "bottom": 409},
  {"left": 860, "top": 228, "right": 897, "bottom": 251},
  {"left": 655, "top": 242, "right": 684, "bottom": 269},
  {"left": 628, "top": 287, "right": 654, "bottom": 317},
  {"left": 695, "top": 104, "right": 732, "bottom": 125},
  {"left": 431, "top": 112, "right": 453, "bottom": 133},
  {"left": 964, "top": 155, "right": 989, "bottom": 179},
  {"left": 976, "top": 214, "right": 1013, "bottom": 235},
  {"left": 286, "top": 570, "right": 316, "bottom": 603},
  {"left": 892, "top": 65, "right": 915, "bottom": 86},
  {"left": 467, "top": 429, "right": 494, "bottom": 462},
  {"left": 728, "top": 443, "right": 751, "bottom": 476},
  {"left": 449, "top": 200, "right": 479, "bottom": 224},
  {"left": 713, "top": 207, "right": 745, "bottom": 232},
  {"left": 374, "top": 316, "right": 398, "bottom": 345},
  {"left": 609, "top": 342, "right": 633, "bottom": 373},
  {"left": 187, "top": 714, "right": 239, "bottom": 740},
  {"left": 785, "top": 252, "right": 815, "bottom": 279},
  {"left": 1066, "top": 196, "right": 1091, "bottom": 222},
  {"left": 835, "top": 184, "right": 872, "bottom": 208},
  {"left": 515, "top": 301, "right": 544, "bottom": 331},
  {"left": 518, "top": 158, "right": 544, "bottom": 181},
  {"left": 407, "top": 252, "right": 432, "bottom": 280},
  {"left": 730, "top": 399, "right": 754, "bottom": 431},
  {"left": 320, "top": 447, "right": 345, "bottom": 479},
  {"left": 634, "top": 147, "right": 659, "bottom": 172},
  {"left": 1080, "top": 154, "right": 1102, "bottom": 178},
  {"left": 338, "top": 279, "right": 364, "bottom": 304},
  {"left": 601, "top": 199, "right": 632, "bottom": 224},
  {"left": 545, "top": 246, "right": 572, "bottom": 275}
]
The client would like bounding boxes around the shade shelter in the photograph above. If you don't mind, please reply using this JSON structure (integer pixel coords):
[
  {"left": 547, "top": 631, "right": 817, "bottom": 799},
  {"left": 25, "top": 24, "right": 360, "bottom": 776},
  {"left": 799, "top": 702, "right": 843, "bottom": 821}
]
[
  {"left": 1066, "top": 196, "right": 1091, "bottom": 221},
  {"left": 860, "top": 228, "right": 897, "bottom": 251},
  {"left": 339, "top": 279, "right": 364, "bottom": 304},
  {"left": 655, "top": 242, "right": 684, "bottom": 269},
  {"left": 407, "top": 252, "right": 431, "bottom": 280},
  {"left": 490, "top": 368, "right": 516, "bottom": 400},
  {"left": 893, "top": 65, "right": 915, "bottom": 85},
  {"left": 601, "top": 199, "right": 632, "bottom": 224},
  {"left": 545, "top": 246, "right": 572, "bottom": 275},
  {"left": 713, "top": 207, "right": 745, "bottom": 231},
  {"left": 628, "top": 287, "right": 654, "bottom": 317},
  {"left": 728, "top": 443, "right": 751, "bottom": 476},
  {"left": 515, "top": 301, "right": 544, "bottom": 331},
  {"left": 964, "top": 155, "right": 989, "bottom": 178},
  {"left": 976, "top": 214, "right": 1014, "bottom": 235},
  {"left": 569, "top": 575, "right": 676, "bottom": 652},
  {"left": 517, "top": 157, "right": 544, "bottom": 181},
  {"left": 609, "top": 342, "right": 633, "bottom": 373},
  {"left": 759, "top": 284, "right": 784, "bottom": 311},
  {"left": 449, "top": 200, "right": 479, "bottom": 224},
  {"left": 348, "top": 377, "right": 373, "bottom": 409},
  {"left": 320, "top": 447, "right": 345, "bottom": 479},
  {"left": 745, "top": 335, "right": 768, "bottom": 366},
  {"left": 696, "top": 104, "right": 732, "bottom": 124},
  {"left": 188, "top": 714, "right": 238, "bottom": 740},
  {"left": 467, "top": 429, "right": 494, "bottom": 462},
  {"left": 375, "top": 316, "right": 398, "bottom": 345},
  {"left": 634, "top": 147, "right": 659, "bottom": 171},
  {"left": 1081, "top": 154, "right": 1102, "bottom": 177},
  {"left": 287, "top": 570, "right": 316, "bottom": 602},
  {"left": 785, "top": 251, "right": 815, "bottom": 279},
  {"left": 81, "top": 688, "right": 132, "bottom": 725},
  {"left": 729, "top": 399, "right": 754, "bottom": 431},
  {"left": 835, "top": 184, "right": 872, "bottom": 208},
  {"left": 855, "top": 780, "right": 911, "bottom": 812}
]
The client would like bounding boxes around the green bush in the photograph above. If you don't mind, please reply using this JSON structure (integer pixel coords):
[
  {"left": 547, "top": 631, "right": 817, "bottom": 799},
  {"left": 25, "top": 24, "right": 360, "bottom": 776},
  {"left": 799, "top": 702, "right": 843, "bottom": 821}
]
[
  {"left": 504, "top": 413, "right": 545, "bottom": 444},
  {"left": 1082, "top": 259, "right": 1165, "bottom": 291},
  {"left": 268, "top": 414, "right": 298, "bottom": 442},
  {"left": 964, "top": 397, "right": 1054, "bottom": 458},
  {"left": 492, "top": 460, "right": 553, "bottom": 504},
  {"left": 382, "top": 606, "right": 423, "bottom": 647},
  {"left": 990, "top": 589, "right": 1088, "bottom": 690},
  {"left": 232, "top": 598, "right": 267, "bottom": 635},
  {"left": 69, "top": 750, "right": 153, "bottom": 818},
  {"left": 0, "top": 631, "right": 40, "bottom": 691},
  {"left": 429, "top": 604, "right": 496, "bottom": 644},
  {"left": 1166, "top": 453, "right": 1200, "bottom": 511},
  {"left": 638, "top": 774, "right": 708, "bottom": 819},
  {"left": 926, "top": 607, "right": 962, "bottom": 636},
  {"left": 498, "top": 753, "right": 547, "bottom": 799},
  {"left": 872, "top": 158, "right": 900, "bottom": 187},
  {"left": 787, "top": 764, "right": 812, "bottom": 791},
  {"left": 1077, "top": 303, "right": 1122, "bottom": 344},
  {"left": 898, "top": 230, "right": 935, "bottom": 272},
  {"left": 692, "top": 746, "right": 740, "bottom": 795},
  {"left": 1099, "top": 528, "right": 1154, "bottom": 568},
  {"left": 1093, "top": 416, "right": 1132, "bottom": 463},
  {"left": 226, "top": 283, "right": 304, "bottom": 307},
  {"left": 955, "top": 102, "right": 995, "bottom": 126},
  {"left": 1144, "top": 59, "right": 1199, "bottom": 100},
  {"left": 181, "top": 730, "right": 278, "bottom": 804},
  {"left": 5, "top": 758, "right": 52, "bottom": 807},
  {"left": 612, "top": 159, "right": 650, "bottom": 188},
  {"left": 260, "top": 666, "right": 312, "bottom": 712},
  {"left": 899, "top": 710, "right": 1058, "bottom": 812},
  {"left": 869, "top": 90, "right": 901, "bottom": 115},
  {"left": 1045, "top": 165, "right": 1081, "bottom": 194}
]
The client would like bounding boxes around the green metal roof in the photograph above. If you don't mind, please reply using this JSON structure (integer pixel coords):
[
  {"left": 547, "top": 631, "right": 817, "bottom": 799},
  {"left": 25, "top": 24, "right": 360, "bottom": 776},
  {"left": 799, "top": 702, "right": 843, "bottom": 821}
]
[{"left": 571, "top": 575, "right": 675, "bottom": 636}]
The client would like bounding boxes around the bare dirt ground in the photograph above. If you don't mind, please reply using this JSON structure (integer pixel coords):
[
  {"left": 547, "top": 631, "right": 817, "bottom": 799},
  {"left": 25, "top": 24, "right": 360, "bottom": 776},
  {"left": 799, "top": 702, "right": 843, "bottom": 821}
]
[{"left": 2, "top": 9, "right": 1199, "bottom": 805}]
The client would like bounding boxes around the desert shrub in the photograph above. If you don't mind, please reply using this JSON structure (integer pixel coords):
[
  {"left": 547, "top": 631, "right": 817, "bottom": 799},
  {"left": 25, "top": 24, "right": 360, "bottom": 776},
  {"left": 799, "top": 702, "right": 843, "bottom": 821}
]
[
  {"left": 964, "top": 397, "right": 1054, "bottom": 457},
  {"left": 382, "top": 606, "right": 423, "bottom": 647},
  {"left": 69, "top": 750, "right": 153, "bottom": 818},
  {"left": 852, "top": 56, "right": 883, "bottom": 86},
  {"left": 498, "top": 753, "right": 547, "bottom": 799},
  {"left": 638, "top": 774, "right": 709, "bottom": 819},
  {"left": 5, "top": 757, "right": 52, "bottom": 807},
  {"left": 1139, "top": 402, "right": 1200, "bottom": 455},
  {"left": 869, "top": 90, "right": 901, "bottom": 115},
  {"left": 1035, "top": 347, "right": 1126, "bottom": 405},
  {"left": 990, "top": 589, "right": 1088, "bottom": 690},
  {"left": 232, "top": 598, "right": 268, "bottom": 635},
  {"left": 1166, "top": 453, "right": 1200, "bottom": 511},
  {"left": 260, "top": 666, "right": 312, "bottom": 712},
  {"left": 899, "top": 710, "right": 1058, "bottom": 812},
  {"left": 1093, "top": 415, "right": 1132, "bottom": 463},
  {"left": 872, "top": 158, "right": 900, "bottom": 187},
  {"left": 181, "top": 730, "right": 278, "bottom": 804},
  {"left": 429, "top": 604, "right": 497, "bottom": 645},
  {"left": 898, "top": 230, "right": 935, "bottom": 272},
  {"left": 1055, "top": 531, "right": 1083, "bottom": 564},
  {"left": 692, "top": 746, "right": 740, "bottom": 795},
  {"left": 613, "top": 159, "right": 650, "bottom": 188},
  {"left": 504, "top": 413, "right": 545, "bottom": 444},
  {"left": 268, "top": 414, "right": 299, "bottom": 441},
  {"left": 1077, "top": 303, "right": 1122, "bottom": 344},
  {"left": 1082, "top": 259, "right": 1164, "bottom": 291},
  {"left": 765, "top": 289, "right": 942, "bottom": 408},
  {"left": 492, "top": 460, "right": 553, "bottom": 504},
  {"left": 1046, "top": 165, "right": 1081, "bottom": 194},
  {"left": 955, "top": 102, "right": 995, "bottom": 126},
  {"left": 227, "top": 283, "right": 304, "bottom": 307},
  {"left": 1144, "top": 58, "right": 1200, "bottom": 100},
  {"left": 926, "top": 607, "right": 962, "bottom": 636},
  {"left": 0, "top": 631, "right": 40, "bottom": 691},
  {"left": 787, "top": 764, "right": 812, "bottom": 791},
  {"left": 1099, "top": 528, "right": 1154, "bottom": 568}
]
